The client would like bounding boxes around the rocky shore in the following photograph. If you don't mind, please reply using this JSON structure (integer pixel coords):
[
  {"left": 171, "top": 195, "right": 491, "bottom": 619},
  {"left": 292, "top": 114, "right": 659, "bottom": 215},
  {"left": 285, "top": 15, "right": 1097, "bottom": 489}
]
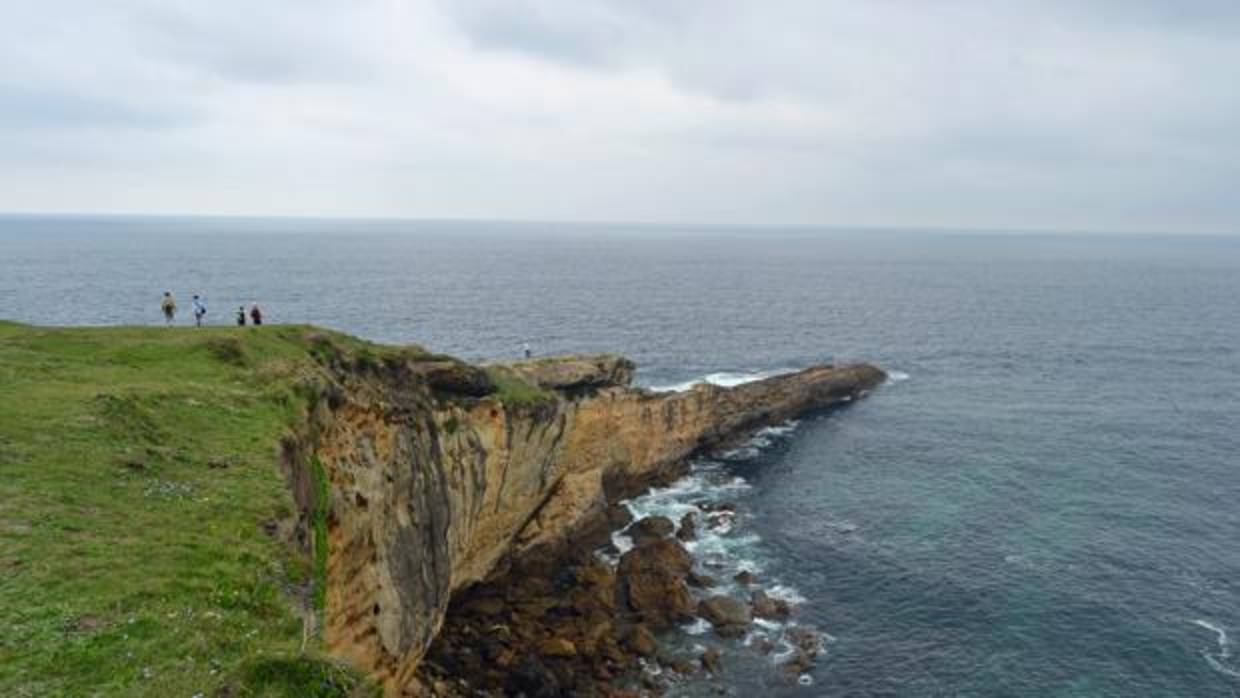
[
  {"left": 283, "top": 338, "right": 885, "bottom": 695},
  {"left": 421, "top": 503, "right": 817, "bottom": 697}
]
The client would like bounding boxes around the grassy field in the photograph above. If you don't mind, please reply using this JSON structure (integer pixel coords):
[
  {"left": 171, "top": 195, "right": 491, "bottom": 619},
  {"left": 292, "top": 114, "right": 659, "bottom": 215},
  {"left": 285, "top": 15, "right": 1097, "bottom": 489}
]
[{"left": 0, "top": 321, "right": 381, "bottom": 697}]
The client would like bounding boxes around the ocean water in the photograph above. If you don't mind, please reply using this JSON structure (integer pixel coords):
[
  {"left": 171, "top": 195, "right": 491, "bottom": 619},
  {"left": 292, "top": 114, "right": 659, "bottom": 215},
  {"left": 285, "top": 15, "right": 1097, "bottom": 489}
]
[{"left": 3, "top": 216, "right": 1240, "bottom": 697}]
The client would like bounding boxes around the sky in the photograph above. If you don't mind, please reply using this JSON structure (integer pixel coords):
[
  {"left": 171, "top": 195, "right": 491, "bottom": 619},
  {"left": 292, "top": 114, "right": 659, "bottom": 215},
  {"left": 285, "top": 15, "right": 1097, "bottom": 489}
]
[{"left": 1, "top": 0, "right": 1238, "bottom": 233}]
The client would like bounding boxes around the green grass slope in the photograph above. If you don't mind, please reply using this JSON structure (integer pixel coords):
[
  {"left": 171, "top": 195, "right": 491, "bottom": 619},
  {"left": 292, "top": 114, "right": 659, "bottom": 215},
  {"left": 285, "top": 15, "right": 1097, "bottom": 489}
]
[{"left": 0, "top": 322, "right": 381, "bottom": 697}]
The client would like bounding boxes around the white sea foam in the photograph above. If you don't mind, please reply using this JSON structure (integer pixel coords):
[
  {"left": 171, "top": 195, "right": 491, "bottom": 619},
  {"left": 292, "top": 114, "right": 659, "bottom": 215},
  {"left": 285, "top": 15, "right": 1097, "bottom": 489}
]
[
  {"left": 760, "top": 420, "right": 800, "bottom": 436},
  {"left": 766, "top": 584, "right": 807, "bottom": 604},
  {"left": 770, "top": 642, "right": 797, "bottom": 664},
  {"left": 829, "top": 520, "right": 858, "bottom": 534},
  {"left": 752, "top": 618, "right": 784, "bottom": 632},
  {"left": 594, "top": 416, "right": 826, "bottom": 683},
  {"left": 692, "top": 537, "right": 764, "bottom": 568},
  {"left": 682, "top": 618, "right": 712, "bottom": 636},
  {"left": 1204, "top": 655, "right": 1240, "bottom": 679},
  {"left": 718, "top": 446, "right": 762, "bottom": 461},
  {"left": 798, "top": 674, "right": 814, "bottom": 686},
  {"left": 648, "top": 369, "right": 798, "bottom": 393},
  {"left": 1193, "top": 619, "right": 1240, "bottom": 679},
  {"left": 1194, "top": 619, "right": 1231, "bottom": 658},
  {"left": 719, "top": 421, "right": 802, "bottom": 461},
  {"left": 609, "top": 530, "right": 633, "bottom": 557},
  {"left": 886, "top": 370, "right": 911, "bottom": 383}
]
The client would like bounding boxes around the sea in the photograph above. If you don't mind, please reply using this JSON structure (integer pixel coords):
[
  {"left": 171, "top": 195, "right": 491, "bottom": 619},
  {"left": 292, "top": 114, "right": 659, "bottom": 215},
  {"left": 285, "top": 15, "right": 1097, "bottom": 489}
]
[{"left": 2, "top": 215, "right": 1239, "bottom": 697}]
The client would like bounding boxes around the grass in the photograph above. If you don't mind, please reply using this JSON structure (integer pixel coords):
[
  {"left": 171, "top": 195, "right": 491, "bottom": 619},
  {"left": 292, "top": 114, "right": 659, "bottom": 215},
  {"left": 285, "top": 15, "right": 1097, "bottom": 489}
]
[
  {"left": 482, "top": 366, "right": 555, "bottom": 408},
  {"left": 0, "top": 321, "right": 386, "bottom": 697}
]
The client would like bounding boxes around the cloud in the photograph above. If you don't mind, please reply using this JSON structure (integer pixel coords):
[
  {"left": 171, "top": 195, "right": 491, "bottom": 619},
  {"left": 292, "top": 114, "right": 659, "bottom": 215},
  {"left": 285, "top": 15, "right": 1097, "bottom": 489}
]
[
  {"left": 0, "top": 83, "right": 196, "bottom": 129},
  {"left": 0, "top": 0, "right": 1237, "bottom": 232}
]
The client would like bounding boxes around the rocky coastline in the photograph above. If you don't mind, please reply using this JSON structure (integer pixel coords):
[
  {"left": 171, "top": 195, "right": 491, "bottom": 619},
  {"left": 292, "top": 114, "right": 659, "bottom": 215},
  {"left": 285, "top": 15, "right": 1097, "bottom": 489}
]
[
  {"left": 283, "top": 337, "right": 885, "bottom": 695},
  {"left": 421, "top": 503, "right": 817, "bottom": 697}
]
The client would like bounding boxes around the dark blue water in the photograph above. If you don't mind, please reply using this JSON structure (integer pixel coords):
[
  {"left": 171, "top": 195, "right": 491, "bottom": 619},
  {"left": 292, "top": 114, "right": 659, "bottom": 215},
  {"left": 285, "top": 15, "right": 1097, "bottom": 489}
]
[{"left": 3, "top": 216, "right": 1239, "bottom": 696}]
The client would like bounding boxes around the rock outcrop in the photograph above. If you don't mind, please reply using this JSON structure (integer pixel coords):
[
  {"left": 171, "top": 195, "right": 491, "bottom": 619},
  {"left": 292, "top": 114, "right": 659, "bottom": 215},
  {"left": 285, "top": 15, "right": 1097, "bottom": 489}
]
[
  {"left": 698, "top": 595, "right": 753, "bottom": 637},
  {"left": 617, "top": 538, "right": 696, "bottom": 629},
  {"left": 285, "top": 343, "right": 884, "bottom": 694},
  {"left": 500, "top": 354, "right": 636, "bottom": 393}
]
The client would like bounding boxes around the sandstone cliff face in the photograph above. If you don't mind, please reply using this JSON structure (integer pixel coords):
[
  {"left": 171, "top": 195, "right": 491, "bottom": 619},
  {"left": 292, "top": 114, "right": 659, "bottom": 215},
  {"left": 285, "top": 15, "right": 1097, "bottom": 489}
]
[{"left": 295, "top": 351, "right": 883, "bottom": 693}]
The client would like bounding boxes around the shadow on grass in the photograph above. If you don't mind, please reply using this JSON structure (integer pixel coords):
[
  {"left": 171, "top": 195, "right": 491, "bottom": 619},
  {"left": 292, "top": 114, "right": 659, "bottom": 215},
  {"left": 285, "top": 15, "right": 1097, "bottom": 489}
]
[{"left": 238, "top": 654, "right": 379, "bottom": 698}]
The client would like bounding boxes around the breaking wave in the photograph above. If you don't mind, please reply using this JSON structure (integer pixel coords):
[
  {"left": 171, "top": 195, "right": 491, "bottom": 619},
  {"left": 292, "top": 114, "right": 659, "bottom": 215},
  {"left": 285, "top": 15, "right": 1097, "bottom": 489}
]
[{"left": 647, "top": 368, "right": 798, "bottom": 393}]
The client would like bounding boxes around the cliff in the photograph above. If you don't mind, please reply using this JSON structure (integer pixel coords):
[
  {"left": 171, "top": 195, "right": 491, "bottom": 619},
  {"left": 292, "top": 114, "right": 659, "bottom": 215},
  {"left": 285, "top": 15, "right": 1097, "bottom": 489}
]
[
  {"left": 0, "top": 322, "right": 881, "bottom": 697},
  {"left": 290, "top": 338, "right": 885, "bottom": 694}
]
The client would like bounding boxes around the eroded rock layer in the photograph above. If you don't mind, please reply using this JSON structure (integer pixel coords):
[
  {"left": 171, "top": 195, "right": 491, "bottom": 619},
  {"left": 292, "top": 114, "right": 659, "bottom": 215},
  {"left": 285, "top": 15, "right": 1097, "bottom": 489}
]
[{"left": 291, "top": 348, "right": 883, "bottom": 694}]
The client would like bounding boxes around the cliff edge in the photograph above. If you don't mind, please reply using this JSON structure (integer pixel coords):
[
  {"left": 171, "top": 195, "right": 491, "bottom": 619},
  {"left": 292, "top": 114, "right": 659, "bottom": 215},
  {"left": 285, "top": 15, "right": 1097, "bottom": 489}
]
[
  {"left": 290, "top": 338, "right": 884, "bottom": 693},
  {"left": 0, "top": 322, "right": 881, "bottom": 697}
]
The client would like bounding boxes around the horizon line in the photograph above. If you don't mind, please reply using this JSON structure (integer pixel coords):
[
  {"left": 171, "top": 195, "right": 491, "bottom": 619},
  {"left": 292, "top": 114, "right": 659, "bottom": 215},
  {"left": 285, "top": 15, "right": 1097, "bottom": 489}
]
[{"left": 0, "top": 209, "right": 1235, "bottom": 238}]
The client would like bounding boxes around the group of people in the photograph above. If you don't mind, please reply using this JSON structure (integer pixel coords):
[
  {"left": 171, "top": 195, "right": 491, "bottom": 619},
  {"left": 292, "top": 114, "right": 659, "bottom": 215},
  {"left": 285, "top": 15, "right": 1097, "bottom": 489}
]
[{"left": 160, "top": 292, "right": 264, "bottom": 327}]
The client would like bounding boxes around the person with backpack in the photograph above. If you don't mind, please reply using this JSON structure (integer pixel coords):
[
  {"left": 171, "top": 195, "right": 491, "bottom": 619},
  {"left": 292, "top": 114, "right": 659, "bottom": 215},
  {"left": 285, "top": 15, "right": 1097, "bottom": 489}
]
[
  {"left": 192, "top": 295, "right": 207, "bottom": 327},
  {"left": 160, "top": 292, "right": 177, "bottom": 326},
  {"left": 249, "top": 302, "right": 263, "bottom": 326}
]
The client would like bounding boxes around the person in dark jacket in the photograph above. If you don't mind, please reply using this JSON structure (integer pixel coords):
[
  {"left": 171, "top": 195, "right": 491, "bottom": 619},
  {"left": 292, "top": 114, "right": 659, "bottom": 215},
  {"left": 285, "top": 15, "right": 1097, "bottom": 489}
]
[
  {"left": 249, "top": 302, "right": 263, "bottom": 326},
  {"left": 160, "top": 292, "right": 177, "bottom": 326},
  {"left": 236, "top": 306, "right": 246, "bottom": 326}
]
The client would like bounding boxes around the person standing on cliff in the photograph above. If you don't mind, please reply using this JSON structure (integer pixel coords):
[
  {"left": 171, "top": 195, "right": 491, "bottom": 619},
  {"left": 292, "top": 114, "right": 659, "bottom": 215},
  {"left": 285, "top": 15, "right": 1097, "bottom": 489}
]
[
  {"left": 236, "top": 306, "right": 246, "bottom": 326},
  {"left": 191, "top": 295, "right": 207, "bottom": 327},
  {"left": 249, "top": 302, "right": 263, "bottom": 326},
  {"left": 160, "top": 292, "right": 177, "bottom": 326},
  {"left": 523, "top": 342, "right": 532, "bottom": 359}
]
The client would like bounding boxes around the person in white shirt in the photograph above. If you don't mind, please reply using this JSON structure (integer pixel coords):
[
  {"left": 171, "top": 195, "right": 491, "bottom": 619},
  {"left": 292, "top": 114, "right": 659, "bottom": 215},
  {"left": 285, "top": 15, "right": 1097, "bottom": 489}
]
[{"left": 192, "top": 295, "right": 207, "bottom": 327}]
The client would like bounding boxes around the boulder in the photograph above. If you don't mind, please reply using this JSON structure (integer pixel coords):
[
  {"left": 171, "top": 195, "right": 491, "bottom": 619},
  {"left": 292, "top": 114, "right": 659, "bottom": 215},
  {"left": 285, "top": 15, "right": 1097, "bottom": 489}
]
[
  {"left": 733, "top": 570, "right": 757, "bottom": 586},
  {"left": 779, "top": 626, "right": 823, "bottom": 676},
  {"left": 660, "top": 654, "right": 697, "bottom": 675},
  {"left": 538, "top": 638, "right": 577, "bottom": 658},
  {"left": 627, "top": 515, "right": 675, "bottom": 545},
  {"left": 618, "top": 538, "right": 691, "bottom": 577},
  {"left": 750, "top": 589, "right": 790, "bottom": 620},
  {"left": 687, "top": 571, "right": 717, "bottom": 588},
  {"left": 676, "top": 512, "right": 697, "bottom": 541},
  {"left": 606, "top": 503, "right": 635, "bottom": 530},
  {"left": 698, "top": 595, "right": 752, "bottom": 638},
  {"left": 700, "top": 647, "right": 724, "bottom": 675},
  {"left": 787, "top": 626, "right": 822, "bottom": 654},
  {"left": 568, "top": 559, "right": 618, "bottom": 614},
  {"left": 623, "top": 624, "right": 657, "bottom": 657},
  {"left": 617, "top": 539, "right": 694, "bottom": 628}
]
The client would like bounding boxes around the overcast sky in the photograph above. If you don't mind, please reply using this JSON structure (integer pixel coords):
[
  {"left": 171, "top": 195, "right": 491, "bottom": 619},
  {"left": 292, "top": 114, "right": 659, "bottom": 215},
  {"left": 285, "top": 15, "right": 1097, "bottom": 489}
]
[{"left": 1, "top": 1, "right": 1237, "bottom": 232}]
